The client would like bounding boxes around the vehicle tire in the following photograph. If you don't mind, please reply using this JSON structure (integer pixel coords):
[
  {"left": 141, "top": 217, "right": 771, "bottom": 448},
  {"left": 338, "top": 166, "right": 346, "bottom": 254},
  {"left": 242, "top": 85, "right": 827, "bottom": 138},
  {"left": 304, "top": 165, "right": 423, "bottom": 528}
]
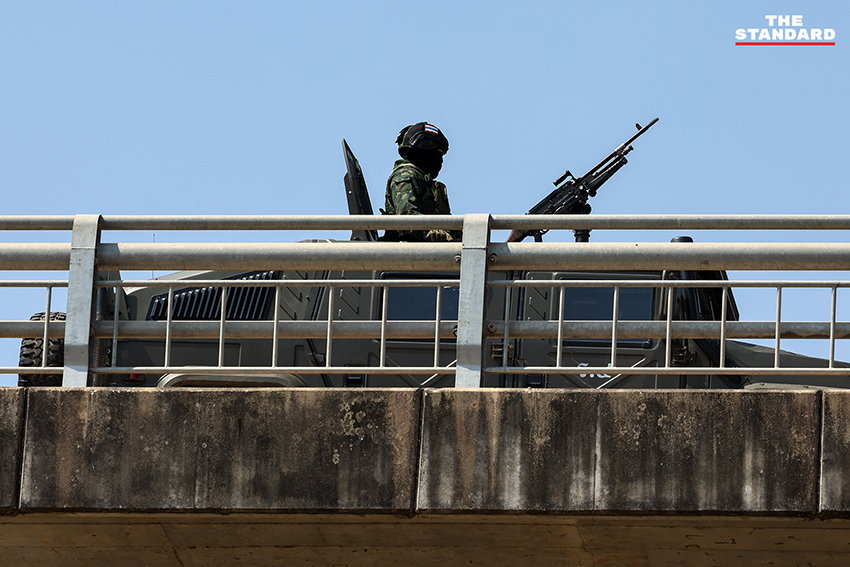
[{"left": 18, "top": 312, "right": 65, "bottom": 387}]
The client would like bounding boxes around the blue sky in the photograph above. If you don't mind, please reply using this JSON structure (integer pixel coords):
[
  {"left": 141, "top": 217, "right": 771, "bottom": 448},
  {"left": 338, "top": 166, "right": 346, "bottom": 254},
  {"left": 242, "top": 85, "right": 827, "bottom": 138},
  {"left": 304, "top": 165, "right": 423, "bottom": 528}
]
[
  {"left": 0, "top": 2, "right": 848, "bottom": 383},
  {"left": 3, "top": 2, "right": 845, "bottom": 219}
]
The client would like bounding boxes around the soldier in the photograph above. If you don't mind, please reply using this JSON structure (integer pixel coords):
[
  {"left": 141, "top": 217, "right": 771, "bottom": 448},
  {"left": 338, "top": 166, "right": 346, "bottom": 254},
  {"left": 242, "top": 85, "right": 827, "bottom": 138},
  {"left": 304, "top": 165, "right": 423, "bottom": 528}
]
[{"left": 382, "top": 122, "right": 459, "bottom": 242}]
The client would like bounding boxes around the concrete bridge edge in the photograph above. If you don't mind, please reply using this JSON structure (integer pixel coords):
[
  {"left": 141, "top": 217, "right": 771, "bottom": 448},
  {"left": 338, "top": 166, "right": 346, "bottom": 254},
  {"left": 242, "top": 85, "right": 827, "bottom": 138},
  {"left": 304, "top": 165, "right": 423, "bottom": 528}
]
[{"left": 1, "top": 387, "right": 849, "bottom": 517}]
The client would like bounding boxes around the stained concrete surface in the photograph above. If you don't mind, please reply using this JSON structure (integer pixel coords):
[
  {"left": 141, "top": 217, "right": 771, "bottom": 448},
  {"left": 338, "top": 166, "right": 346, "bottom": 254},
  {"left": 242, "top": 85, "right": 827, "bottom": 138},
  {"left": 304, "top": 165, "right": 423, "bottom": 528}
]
[
  {"left": 0, "top": 388, "right": 23, "bottom": 512},
  {"left": 817, "top": 390, "right": 850, "bottom": 515},
  {"left": 2, "top": 387, "right": 849, "bottom": 565},
  {"left": 20, "top": 388, "right": 420, "bottom": 511},
  {"left": 418, "top": 389, "right": 819, "bottom": 513}
]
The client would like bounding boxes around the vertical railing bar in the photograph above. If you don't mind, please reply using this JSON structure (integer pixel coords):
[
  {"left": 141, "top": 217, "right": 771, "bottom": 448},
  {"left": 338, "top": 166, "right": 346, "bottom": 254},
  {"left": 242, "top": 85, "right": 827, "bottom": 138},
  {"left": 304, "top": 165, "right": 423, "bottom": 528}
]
[
  {"left": 111, "top": 284, "right": 120, "bottom": 367},
  {"left": 774, "top": 286, "right": 782, "bottom": 369},
  {"left": 325, "top": 285, "right": 335, "bottom": 369},
  {"left": 501, "top": 283, "right": 511, "bottom": 369},
  {"left": 271, "top": 284, "right": 281, "bottom": 367},
  {"left": 454, "top": 214, "right": 490, "bottom": 388},
  {"left": 610, "top": 285, "right": 620, "bottom": 369},
  {"left": 434, "top": 285, "right": 442, "bottom": 368},
  {"left": 556, "top": 285, "right": 565, "bottom": 368},
  {"left": 829, "top": 285, "right": 837, "bottom": 369},
  {"left": 41, "top": 286, "right": 53, "bottom": 368},
  {"left": 380, "top": 284, "right": 388, "bottom": 368},
  {"left": 164, "top": 285, "right": 174, "bottom": 368},
  {"left": 719, "top": 286, "right": 728, "bottom": 369},
  {"left": 218, "top": 285, "right": 227, "bottom": 368},
  {"left": 63, "top": 214, "right": 101, "bottom": 387},
  {"left": 665, "top": 285, "right": 673, "bottom": 369}
]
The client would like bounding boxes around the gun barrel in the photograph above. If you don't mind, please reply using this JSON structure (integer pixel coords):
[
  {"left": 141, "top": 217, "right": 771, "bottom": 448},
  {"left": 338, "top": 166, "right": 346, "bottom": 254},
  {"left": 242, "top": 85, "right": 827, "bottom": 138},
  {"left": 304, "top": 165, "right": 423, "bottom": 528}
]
[
  {"left": 621, "top": 117, "right": 659, "bottom": 149},
  {"left": 578, "top": 117, "right": 658, "bottom": 184}
]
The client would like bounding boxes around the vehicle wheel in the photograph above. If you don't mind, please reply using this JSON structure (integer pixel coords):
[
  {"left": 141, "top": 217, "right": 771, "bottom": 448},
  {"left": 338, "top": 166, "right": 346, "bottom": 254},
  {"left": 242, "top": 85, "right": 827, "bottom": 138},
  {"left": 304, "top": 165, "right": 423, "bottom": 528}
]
[{"left": 18, "top": 312, "right": 65, "bottom": 387}]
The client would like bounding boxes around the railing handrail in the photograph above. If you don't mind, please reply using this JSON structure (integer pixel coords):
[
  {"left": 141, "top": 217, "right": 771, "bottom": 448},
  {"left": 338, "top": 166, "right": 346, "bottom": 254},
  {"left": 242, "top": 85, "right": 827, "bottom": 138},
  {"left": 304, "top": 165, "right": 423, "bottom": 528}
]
[
  {"left": 4, "top": 241, "right": 850, "bottom": 272},
  {"left": 4, "top": 213, "right": 850, "bottom": 232}
]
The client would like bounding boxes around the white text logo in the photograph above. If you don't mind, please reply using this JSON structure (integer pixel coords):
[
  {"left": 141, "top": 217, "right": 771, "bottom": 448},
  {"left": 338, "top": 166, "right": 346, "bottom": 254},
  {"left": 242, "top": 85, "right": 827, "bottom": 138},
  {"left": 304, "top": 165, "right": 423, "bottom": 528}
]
[{"left": 735, "top": 15, "right": 835, "bottom": 45}]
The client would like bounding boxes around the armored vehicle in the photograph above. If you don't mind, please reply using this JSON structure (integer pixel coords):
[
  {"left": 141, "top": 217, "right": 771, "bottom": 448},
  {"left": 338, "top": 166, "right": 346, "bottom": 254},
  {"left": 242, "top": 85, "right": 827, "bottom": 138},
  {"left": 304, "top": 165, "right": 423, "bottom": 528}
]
[{"left": 18, "top": 135, "right": 850, "bottom": 389}]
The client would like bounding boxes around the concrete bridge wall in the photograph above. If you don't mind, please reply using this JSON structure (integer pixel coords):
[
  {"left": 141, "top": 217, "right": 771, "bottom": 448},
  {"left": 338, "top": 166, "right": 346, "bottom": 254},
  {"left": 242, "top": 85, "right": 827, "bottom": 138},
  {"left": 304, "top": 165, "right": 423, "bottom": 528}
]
[{"left": 2, "top": 387, "right": 850, "bottom": 565}]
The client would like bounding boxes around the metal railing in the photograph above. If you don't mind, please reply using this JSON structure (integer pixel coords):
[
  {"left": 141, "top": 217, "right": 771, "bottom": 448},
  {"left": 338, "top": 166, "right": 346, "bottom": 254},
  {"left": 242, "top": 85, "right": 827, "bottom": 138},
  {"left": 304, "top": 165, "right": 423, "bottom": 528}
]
[
  {"left": 485, "top": 279, "right": 850, "bottom": 378},
  {"left": 91, "top": 277, "right": 460, "bottom": 377},
  {"left": 1, "top": 213, "right": 849, "bottom": 388}
]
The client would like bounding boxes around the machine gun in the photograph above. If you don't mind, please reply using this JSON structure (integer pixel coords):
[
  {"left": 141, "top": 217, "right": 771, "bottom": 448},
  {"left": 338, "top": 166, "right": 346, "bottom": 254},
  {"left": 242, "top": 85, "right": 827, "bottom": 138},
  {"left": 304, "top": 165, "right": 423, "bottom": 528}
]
[{"left": 510, "top": 118, "right": 659, "bottom": 242}]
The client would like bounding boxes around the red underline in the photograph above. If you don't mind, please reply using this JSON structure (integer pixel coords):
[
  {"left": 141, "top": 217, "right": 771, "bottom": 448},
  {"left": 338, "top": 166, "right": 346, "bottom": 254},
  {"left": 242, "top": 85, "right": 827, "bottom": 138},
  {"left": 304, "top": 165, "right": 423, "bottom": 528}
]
[{"left": 735, "top": 42, "right": 835, "bottom": 46}]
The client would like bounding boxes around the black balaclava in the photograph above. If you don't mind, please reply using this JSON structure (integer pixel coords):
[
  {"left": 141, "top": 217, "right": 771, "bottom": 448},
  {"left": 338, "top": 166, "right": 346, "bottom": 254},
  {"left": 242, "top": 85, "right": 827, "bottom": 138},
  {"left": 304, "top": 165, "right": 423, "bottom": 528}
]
[{"left": 401, "top": 147, "right": 443, "bottom": 178}]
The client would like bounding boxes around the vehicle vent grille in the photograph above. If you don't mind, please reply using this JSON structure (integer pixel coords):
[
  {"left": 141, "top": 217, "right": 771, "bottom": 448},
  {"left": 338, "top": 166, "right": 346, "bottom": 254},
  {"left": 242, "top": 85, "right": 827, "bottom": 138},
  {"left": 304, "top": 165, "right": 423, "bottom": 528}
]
[{"left": 146, "top": 271, "right": 281, "bottom": 321}]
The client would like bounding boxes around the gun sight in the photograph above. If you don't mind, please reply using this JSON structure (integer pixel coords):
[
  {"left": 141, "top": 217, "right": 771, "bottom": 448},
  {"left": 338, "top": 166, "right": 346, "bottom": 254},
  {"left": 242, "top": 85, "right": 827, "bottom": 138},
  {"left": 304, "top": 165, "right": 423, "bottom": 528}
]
[{"left": 553, "top": 170, "right": 573, "bottom": 186}]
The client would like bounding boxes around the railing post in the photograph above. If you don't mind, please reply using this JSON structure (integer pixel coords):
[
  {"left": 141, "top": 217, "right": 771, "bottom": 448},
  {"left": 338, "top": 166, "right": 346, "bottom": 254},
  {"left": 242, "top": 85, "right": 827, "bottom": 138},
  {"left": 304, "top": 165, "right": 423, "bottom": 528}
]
[
  {"left": 455, "top": 214, "right": 491, "bottom": 388},
  {"left": 62, "top": 214, "right": 102, "bottom": 387}
]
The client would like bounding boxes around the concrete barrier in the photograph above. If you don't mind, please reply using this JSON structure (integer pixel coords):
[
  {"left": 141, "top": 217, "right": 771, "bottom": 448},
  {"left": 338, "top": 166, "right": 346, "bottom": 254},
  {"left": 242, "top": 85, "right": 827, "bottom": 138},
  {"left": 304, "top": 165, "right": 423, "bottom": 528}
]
[
  {"left": 0, "top": 389, "right": 23, "bottom": 512},
  {"left": 0, "top": 387, "right": 837, "bottom": 515},
  {"left": 418, "top": 389, "right": 820, "bottom": 513},
  {"left": 1, "top": 387, "right": 835, "bottom": 515},
  {"left": 819, "top": 390, "right": 850, "bottom": 515},
  {"left": 3, "top": 387, "right": 850, "bottom": 564},
  {"left": 19, "top": 388, "right": 421, "bottom": 512}
]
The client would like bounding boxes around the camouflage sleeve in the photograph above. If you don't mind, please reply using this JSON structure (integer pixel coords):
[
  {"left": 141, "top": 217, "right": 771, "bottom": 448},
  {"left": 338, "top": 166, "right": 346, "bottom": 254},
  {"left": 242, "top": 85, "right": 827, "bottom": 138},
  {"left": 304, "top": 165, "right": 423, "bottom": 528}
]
[
  {"left": 432, "top": 181, "right": 451, "bottom": 214},
  {"left": 388, "top": 168, "right": 430, "bottom": 241},
  {"left": 432, "top": 181, "right": 462, "bottom": 241},
  {"left": 389, "top": 169, "right": 428, "bottom": 216}
]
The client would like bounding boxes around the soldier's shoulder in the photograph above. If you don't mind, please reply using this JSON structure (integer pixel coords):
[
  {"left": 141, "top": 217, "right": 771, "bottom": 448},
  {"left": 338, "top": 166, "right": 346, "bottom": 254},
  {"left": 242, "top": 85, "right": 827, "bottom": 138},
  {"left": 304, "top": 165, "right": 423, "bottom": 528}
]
[{"left": 389, "top": 161, "right": 427, "bottom": 183}]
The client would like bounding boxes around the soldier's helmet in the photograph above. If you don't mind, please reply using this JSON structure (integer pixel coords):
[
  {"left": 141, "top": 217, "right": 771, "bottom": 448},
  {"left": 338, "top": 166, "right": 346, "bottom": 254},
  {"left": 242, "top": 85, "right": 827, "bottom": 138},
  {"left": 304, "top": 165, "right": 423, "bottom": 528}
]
[{"left": 396, "top": 123, "right": 449, "bottom": 156}]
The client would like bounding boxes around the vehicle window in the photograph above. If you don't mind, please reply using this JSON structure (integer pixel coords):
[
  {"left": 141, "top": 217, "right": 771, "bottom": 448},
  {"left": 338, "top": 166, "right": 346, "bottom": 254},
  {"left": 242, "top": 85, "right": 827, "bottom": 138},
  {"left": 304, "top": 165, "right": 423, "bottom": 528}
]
[
  {"left": 386, "top": 285, "right": 459, "bottom": 321},
  {"left": 558, "top": 284, "right": 654, "bottom": 348},
  {"left": 562, "top": 286, "right": 653, "bottom": 321}
]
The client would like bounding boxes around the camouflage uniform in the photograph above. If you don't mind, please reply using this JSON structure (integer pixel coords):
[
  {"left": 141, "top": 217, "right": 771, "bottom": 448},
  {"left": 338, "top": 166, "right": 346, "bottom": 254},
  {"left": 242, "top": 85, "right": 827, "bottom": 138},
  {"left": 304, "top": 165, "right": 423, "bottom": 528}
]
[{"left": 384, "top": 159, "right": 452, "bottom": 242}]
